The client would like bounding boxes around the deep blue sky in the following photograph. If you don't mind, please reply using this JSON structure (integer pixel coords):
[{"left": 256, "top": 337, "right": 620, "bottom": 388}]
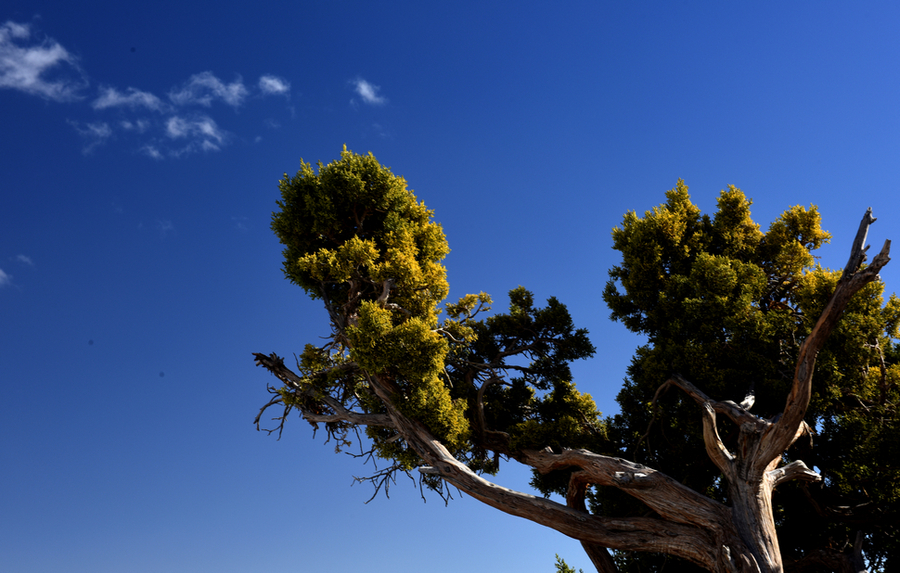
[{"left": 2, "top": 2, "right": 899, "bottom": 572}]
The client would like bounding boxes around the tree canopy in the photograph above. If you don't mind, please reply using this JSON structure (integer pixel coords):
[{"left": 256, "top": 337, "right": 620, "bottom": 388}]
[
  {"left": 603, "top": 182, "right": 900, "bottom": 571},
  {"left": 254, "top": 148, "right": 897, "bottom": 573}
]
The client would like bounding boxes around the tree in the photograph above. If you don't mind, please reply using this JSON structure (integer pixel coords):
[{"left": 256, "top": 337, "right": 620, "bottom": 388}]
[
  {"left": 556, "top": 554, "right": 585, "bottom": 573},
  {"left": 254, "top": 148, "right": 896, "bottom": 573},
  {"left": 602, "top": 183, "right": 900, "bottom": 572}
]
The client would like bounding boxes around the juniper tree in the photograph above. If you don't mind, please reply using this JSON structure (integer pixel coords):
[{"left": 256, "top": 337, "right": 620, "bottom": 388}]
[{"left": 254, "top": 148, "right": 897, "bottom": 572}]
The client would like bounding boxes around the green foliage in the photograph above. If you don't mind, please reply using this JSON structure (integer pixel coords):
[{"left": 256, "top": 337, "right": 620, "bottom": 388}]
[
  {"left": 554, "top": 554, "right": 583, "bottom": 573},
  {"left": 270, "top": 148, "right": 601, "bottom": 483},
  {"left": 266, "top": 150, "right": 900, "bottom": 570},
  {"left": 603, "top": 181, "right": 900, "bottom": 570},
  {"left": 273, "top": 145, "right": 449, "bottom": 323}
]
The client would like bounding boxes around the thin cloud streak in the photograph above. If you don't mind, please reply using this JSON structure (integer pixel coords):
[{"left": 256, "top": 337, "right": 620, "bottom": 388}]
[
  {"left": 140, "top": 145, "right": 163, "bottom": 160},
  {"left": 0, "top": 21, "right": 87, "bottom": 101},
  {"left": 166, "top": 115, "right": 225, "bottom": 143},
  {"left": 68, "top": 120, "right": 113, "bottom": 153},
  {"left": 16, "top": 255, "right": 34, "bottom": 266},
  {"left": 156, "top": 220, "right": 174, "bottom": 238},
  {"left": 94, "top": 86, "right": 166, "bottom": 111},
  {"left": 168, "top": 72, "right": 248, "bottom": 107},
  {"left": 120, "top": 119, "right": 151, "bottom": 133},
  {"left": 0, "top": 268, "right": 11, "bottom": 287}
]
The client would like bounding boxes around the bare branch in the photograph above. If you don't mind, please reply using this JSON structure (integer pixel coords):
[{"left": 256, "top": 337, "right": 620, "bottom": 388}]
[
  {"left": 253, "top": 352, "right": 395, "bottom": 430},
  {"left": 667, "top": 374, "right": 767, "bottom": 431},
  {"left": 357, "top": 370, "right": 725, "bottom": 569},
  {"left": 842, "top": 208, "right": 876, "bottom": 282},
  {"left": 567, "top": 472, "right": 620, "bottom": 573},
  {"left": 702, "top": 402, "right": 736, "bottom": 480},
  {"left": 520, "top": 447, "right": 729, "bottom": 531},
  {"left": 768, "top": 460, "right": 821, "bottom": 489},
  {"left": 352, "top": 462, "right": 414, "bottom": 503},
  {"left": 254, "top": 392, "right": 291, "bottom": 439},
  {"left": 763, "top": 210, "right": 890, "bottom": 464}
]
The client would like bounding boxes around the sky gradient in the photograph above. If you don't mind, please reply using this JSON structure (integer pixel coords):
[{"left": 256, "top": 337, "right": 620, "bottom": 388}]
[{"left": 3, "top": 2, "right": 900, "bottom": 572}]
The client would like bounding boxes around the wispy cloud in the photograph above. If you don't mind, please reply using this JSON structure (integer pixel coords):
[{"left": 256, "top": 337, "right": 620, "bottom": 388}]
[
  {"left": 165, "top": 115, "right": 227, "bottom": 151},
  {"left": 16, "top": 254, "right": 33, "bottom": 266},
  {"left": 0, "top": 268, "right": 11, "bottom": 287},
  {"left": 352, "top": 77, "right": 387, "bottom": 106},
  {"left": 258, "top": 74, "right": 290, "bottom": 96},
  {"left": 231, "top": 216, "right": 249, "bottom": 231},
  {"left": 68, "top": 120, "right": 113, "bottom": 153},
  {"left": 140, "top": 145, "right": 163, "bottom": 160},
  {"left": 168, "top": 72, "right": 248, "bottom": 107},
  {"left": 0, "top": 20, "right": 87, "bottom": 101},
  {"left": 120, "top": 119, "right": 151, "bottom": 133},
  {"left": 3, "top": 21, "right": 296, "bottom": 159},
  {"left": 93, "top": 86, "right": 166, "bottom": 111},
  {"left": 156, "top": 220, "right": 174, "bottom": 238}
]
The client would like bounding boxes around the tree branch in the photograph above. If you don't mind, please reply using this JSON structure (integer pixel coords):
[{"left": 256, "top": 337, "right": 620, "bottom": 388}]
[
  {"left": 359, "top": 371, "right": 724, "bottom": 570},
  {"left": 567, "top": 471, "right": 619, "bottom": 573},
  {"left": 768, "top": 460, "right": 821, "bottom": 488},
  {"left": 252, "top": 352, "right": 394, "bottom": 429},
  {"left": 667, "top": 374, "right": 767, "bottom": 431},
  {"left": 520, "top": 447, "right": 729, "bottom": 532},
  {"left": 702, "top": 402, "right": 736, "bottom": 481},
  {"left": 762, "top": 209, "right": 890, "bottom": 465}
]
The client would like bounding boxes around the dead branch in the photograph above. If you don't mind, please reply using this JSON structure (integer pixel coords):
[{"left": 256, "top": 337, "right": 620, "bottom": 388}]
[
  {"left": 667, "top": 374, "right": 767, "bottom": 431},
  {"left": 521, "top": 447, "right": 729, "bottom": 531},
  {"left": 762, "top": 210, "right": 890, "bottom": 466},
  {"left": 702, "top": 402, "right": 736, "bottom": 481},
  {"left": 357, "top": 369, "right": 725, "bottom": 569},
  {"left": 567, "top": 471, "right": 620, "bottom": 573},
  {"left": 253, "top": 352, "right": 395, "bottom": 429},
  {"left": 768, "top": 461, "right": 821, "bottom": 489}
]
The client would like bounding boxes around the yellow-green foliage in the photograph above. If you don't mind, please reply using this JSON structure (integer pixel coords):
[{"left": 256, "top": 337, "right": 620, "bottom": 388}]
[
  {"left": 272, "top": 147, "right": 467, "bottom": 455},
  {"left": 272, "top": 146, "right": 449, "bottom": 324},
  {"left": 348, "top": 303, "right": 448, "bottom": 377},
  {"left": 271, "top": 149, "right": 600, "bottom": 492},
  {"left": 346, "top": 302, "right": 469, "bottom": 449},
  {"left": 509, "top": 380, "right": 605, "bottom": 452}
]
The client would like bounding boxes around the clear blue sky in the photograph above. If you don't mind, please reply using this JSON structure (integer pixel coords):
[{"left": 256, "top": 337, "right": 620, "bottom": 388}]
[{"left": 2, "top": 2, "right": 899, "bottom": 572}]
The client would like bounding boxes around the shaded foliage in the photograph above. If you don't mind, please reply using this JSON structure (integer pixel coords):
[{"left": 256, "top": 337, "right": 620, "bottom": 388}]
[{"left": 602, "top": 181, "right": 900, "bottom": 571}]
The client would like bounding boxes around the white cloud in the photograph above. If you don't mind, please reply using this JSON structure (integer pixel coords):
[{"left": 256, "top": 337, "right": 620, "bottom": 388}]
[
  {"left": 166, "top": 115, "right": 224, "bottom": 142},
  {"left": 94, "top": 86, "right": 166, "bottom": 111},
  {"left": 164, "top": 115, "right": 228, "bottom": 155},
  {"left": 352, "top": 77, "right": 386, "bottom": 105},
  {"left": 0, "top": 24, "right": 292, "bottom": 159},
  {"left": 0, "top": 21, "right": 87, "bottom": 101},
  {"left": 15, "top": 254, "right": 33, "bottom": 266},
  {"left": 120, "top": 119, "right": 151, "bottom": 133},
  {"left": 68, "top": 120, "right": 113, "bottom": 153},
  {"left": 258, "top": 74, "right": 290, "bottom": 96},
  {"left": 168, "top": 71, "right": 247, "bottom": 107},
  {"left": 0, "top": 268, "right": 10, "bottom": 287},
  {"left": 140, "top": 145, "right": 163, "bottom": 160}
]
